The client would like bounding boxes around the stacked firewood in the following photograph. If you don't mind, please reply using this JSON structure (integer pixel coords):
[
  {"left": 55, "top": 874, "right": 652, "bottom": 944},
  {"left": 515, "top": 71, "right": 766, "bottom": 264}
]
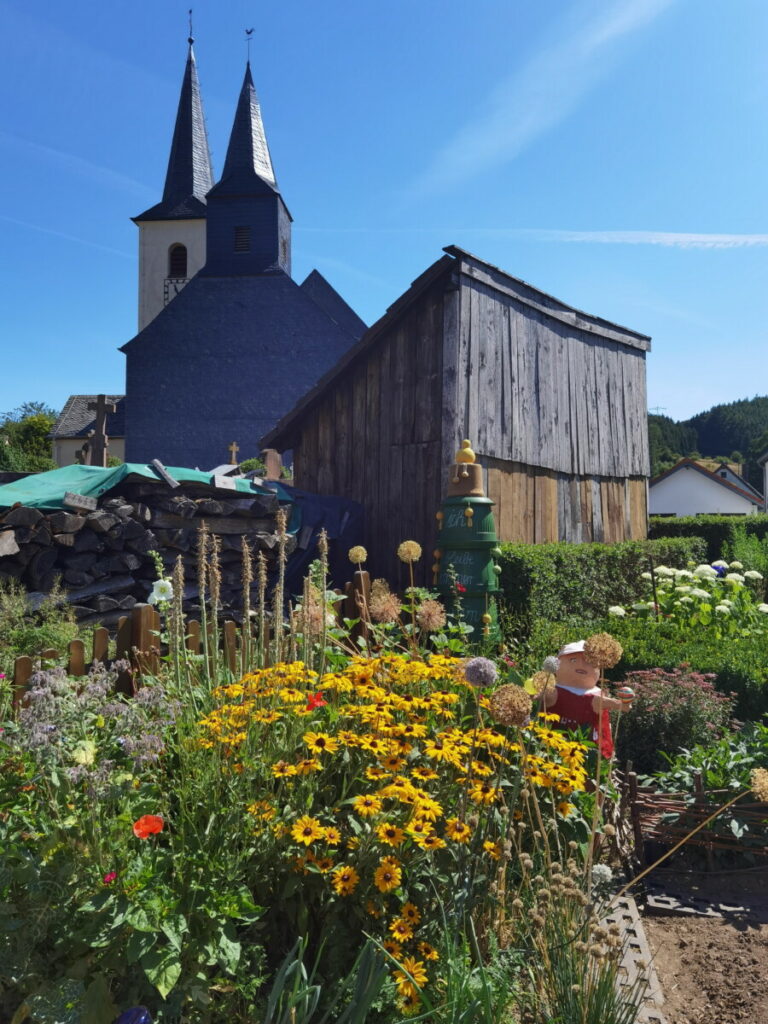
[{"left": 0, "top": 482, "right": 295, "bottom": 624}]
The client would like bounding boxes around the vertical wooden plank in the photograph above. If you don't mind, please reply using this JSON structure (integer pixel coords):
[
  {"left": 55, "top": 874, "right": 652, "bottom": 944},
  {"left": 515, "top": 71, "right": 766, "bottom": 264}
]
[
  {"left": 41, "top": 648, "right": 59, "bottom": 663},
  {"left": 223, "top": 620, "right": 237, "bottom": 674},
  {"left": 591, "top": 478, "right": 603, "bottom": 542},
  {"left": 68, "top": 639, "right": 86, "bottom": 677},
  {"left": 186, "top": 619, "right": 201, "bottom": 654},
  {"left": 92, "top": 627, "right": 109, "bottom": 665},
  {"left": 115, "top": 615, "right": 131, "bottom": 659},
  {"left": 441, "top": 278, "right": 461, "bottom": 494},
  {"left": 131, "top": 603, "right": 155, "bottom": 672},
  {"left": 12, "top": 656, "right": 33, "bottom": 713},
  {"left": 365, "top": 345, "right": 382, "bottom": 568}
]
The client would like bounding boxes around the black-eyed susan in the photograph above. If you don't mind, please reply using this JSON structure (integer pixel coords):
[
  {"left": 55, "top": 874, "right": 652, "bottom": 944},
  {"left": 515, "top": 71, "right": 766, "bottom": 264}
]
[
  {"left": 353, "top": 794, "right": 382, "bottom": 818},
  {"left": 557, "top": 801, "right": 575, "bottom": 817},
  {"left": 331, "top": 865, "right": 360, "bottom": 896},
  {"left": 468, "top": 779, "right": 499, "bottom": 805},
  {"left": 483, "top": 840, "right": 501, "bottom": 860},
  {"left": 400, "top": 902, "right": 421, "bottom": 925},
  {"left": 376, "top": 822, "right": 405, "bottom": 847},
  {"left": 303, "top": 731, "right": 339, "bottom": 755},
  {"left": 382, "top": 938, "right": 403, "bottom": 959},
  {"left": 271, "top": 760, "right": 298, "bottom": 778},
  {"left": 397, "top": 991, "right": 421, "bottom": 1017},
  {"left": 291, "top": 815, "right": 324, "bottom": 846},
  {"left": 417, "top": 941, "right": 439, "bottom": 961},
  {"left": 389, "top": 917, "right": 414, "bottom": 941},
  {"left": 410, "top": 766, "right": 438, "bottom": 781},
  {"left": 322, "top": 826, "right": 341, "bottom": 845},
  {"left": 295, "top": 758, "right": 323, "bottom": 775},
  {"left": 445, "top": 818, "right": 472, "bottom": 843},
  {"left": 418, "top": 834, "right": 447, "bottom": 851},
  {"left": 314, "top": 856, "right": 334, "bottom": 873},
  {"left": 395, "top": 957, "right": 428, "bottom": 988},
  {"left": 365, "top": 765, "right": 391, "bottom": 781},
  {"left": 374, "top": 859, "right": 402, "bottom": 893},
  {"left": 405, "top": 818, "right": 433, "bottom": 840}
]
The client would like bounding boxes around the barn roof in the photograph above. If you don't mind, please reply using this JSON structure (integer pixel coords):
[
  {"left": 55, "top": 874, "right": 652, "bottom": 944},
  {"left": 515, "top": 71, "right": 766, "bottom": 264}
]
[
  {"left": 133, "top": 43, "right": 214, "bottom": 222},
  {"left": 49, "top": 396, "right": 125, "bottom": 439},
  {"left": 262, "top": 245, "right": 651, "bottom": 448}
]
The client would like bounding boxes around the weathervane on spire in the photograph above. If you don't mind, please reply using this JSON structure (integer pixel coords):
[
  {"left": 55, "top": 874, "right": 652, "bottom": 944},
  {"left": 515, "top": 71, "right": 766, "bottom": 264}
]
[
  {"left": 188, "top": 8, "right": 194, "bottom": 46},
  {"left": 245, "top": 27, "right": 254, "bottom": 60}
]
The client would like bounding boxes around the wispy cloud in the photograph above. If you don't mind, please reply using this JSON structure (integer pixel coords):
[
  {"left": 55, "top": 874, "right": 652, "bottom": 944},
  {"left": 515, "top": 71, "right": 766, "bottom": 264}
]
[
  {"left": 0, "top": 214, "right": 132, "bottom": 259},
  {"left": 0, "top": 132, "right": 154, "bottom": 200},
  {"left": 410, "top": 0, "right": 677, "bottom": 195},
  {"left": 475, "top": 228, "right": 768, "bottom": 249}
]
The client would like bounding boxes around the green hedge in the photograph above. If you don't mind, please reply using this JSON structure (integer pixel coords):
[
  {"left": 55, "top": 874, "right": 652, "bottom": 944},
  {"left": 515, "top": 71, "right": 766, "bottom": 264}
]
[
  {"left": 498, "top": 536, "right": 706, "bottom": 628},
  {"left": 523, "top": 615, "right": 768, "bottom": 723},
  {"left": 649, "top": 514, "right": 768, "bottom": 563}
]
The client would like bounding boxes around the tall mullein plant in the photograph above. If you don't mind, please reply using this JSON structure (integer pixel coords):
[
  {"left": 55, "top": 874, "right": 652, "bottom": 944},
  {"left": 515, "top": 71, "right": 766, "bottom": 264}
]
[
  {"left": 272, "top": 508, "right": 288, "bottom": 665},
  {"left": 240, "top": 537, "right": 253, "bottom": 675},
  {"left": 170, "top": 555, "right": 185, "bottom": 688},
  {"left": 257, "top": 551, "right": 268, "bottom": 668},
  {"left": 318, "top": 528, "right": 329, "bottom": 674},
  {"left": 196, "top": 522, "right": 212, "bottom": 689},
  {"left": 208, "top": 533, "right": 222, "bottom": 681}
]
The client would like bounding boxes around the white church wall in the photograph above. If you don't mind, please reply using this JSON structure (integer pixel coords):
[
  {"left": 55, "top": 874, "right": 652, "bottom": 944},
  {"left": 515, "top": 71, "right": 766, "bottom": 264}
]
[
  {"left": 137, "top": 219, "right": 206, "bottom": 330},
  {"left": 650, "top": 466, "right": 759, "bottom": 517}
]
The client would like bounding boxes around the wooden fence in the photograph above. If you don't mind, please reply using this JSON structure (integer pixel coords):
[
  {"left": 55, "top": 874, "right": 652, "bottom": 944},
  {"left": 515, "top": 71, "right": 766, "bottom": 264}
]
[{"left": 10, "top": 571, "right": 375, "bottom": 712}]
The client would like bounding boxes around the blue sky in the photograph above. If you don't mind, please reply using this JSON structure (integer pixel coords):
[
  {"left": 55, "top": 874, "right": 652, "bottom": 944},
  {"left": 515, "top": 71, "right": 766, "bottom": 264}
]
[{"left": 1, "top": 0, "right": 766, "bottom": 423}]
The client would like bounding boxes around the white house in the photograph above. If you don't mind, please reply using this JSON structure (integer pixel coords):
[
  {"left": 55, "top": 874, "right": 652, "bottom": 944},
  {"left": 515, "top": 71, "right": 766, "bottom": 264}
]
[
  {"left": 758, "top": 449, "right": 768, "bottom": 512},
  {"left": 649, "top": 458, "right": 763, "bottom": 517}
]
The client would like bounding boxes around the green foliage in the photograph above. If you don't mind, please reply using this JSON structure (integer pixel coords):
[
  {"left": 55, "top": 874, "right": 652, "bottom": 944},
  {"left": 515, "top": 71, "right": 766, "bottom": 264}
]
[
  {"left": 648, "top": 413, "right": 697, "bottom": 477},
  {"left": 0, "top": 401, "right": 59, "bottom": 473},
  {"left": 614, "top": 666, "right": 735, "bottom": 774},
  {"left": 649, "top": 513, "right": 768, "bottom": 562},
  {"left": 497, "top": 536, "right": 706, "bottom": 635},
  {"left": 239, "top": 457, "right": 267, "bottom": 475},
  {"left": 726, "top": 525, "right": 768, "bottom": 588},
  {"left": 0, "top": 579, "right": 80, "bottom": 676}
]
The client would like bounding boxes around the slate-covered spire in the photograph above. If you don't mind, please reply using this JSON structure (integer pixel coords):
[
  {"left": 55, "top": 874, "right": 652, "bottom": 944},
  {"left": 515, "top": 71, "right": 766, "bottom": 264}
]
[
  {"left": 134, "top": 41, "right": 214, "bottom": 221},
  {"left": 213, "top": 62, "right": 277, "bottom": 194},
  {"left": 204, "top": 60, "right": 292, "bottom": 277}
]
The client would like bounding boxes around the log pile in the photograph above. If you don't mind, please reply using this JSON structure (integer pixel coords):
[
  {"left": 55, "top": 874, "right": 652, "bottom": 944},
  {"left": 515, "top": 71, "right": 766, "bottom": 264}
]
[{"left": 0, "top": 481, "right": 295, "bottom": 624}]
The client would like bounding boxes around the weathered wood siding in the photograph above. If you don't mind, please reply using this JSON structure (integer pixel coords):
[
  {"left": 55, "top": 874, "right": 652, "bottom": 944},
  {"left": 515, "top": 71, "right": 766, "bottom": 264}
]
[
  {"left": 447, "top": 260, "right": 650, "bottom": 481},
  {"left": 293, "top": 279, "right": 446, "bottom": 583},
  {"left": 485, "top": 458, "right": 647, "bottom": 543}
]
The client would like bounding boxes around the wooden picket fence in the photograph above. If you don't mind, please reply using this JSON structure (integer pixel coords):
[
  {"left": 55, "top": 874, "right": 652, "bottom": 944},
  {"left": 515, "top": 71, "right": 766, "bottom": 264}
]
[{"left": 10, "top": 570, "right": 375, "bottom": 713}]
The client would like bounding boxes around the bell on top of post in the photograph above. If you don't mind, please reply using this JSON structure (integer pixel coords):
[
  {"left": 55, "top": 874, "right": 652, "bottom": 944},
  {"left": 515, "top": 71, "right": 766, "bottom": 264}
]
[{"left": 448, "top": 439, "right": 484, "bottom": 497}]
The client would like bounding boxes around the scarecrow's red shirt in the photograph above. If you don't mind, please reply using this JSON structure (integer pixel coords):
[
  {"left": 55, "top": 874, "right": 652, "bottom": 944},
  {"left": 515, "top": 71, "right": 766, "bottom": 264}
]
[{"left": 549, "top": 686, "right": 614, "bottom": 758}]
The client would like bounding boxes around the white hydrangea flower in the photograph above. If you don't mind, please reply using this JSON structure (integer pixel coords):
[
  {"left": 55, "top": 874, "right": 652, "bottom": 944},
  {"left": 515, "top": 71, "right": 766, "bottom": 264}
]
[
  {"left": 714, "top": 604, "right": 731, "bottom": 615},
  {"left": 725, "top": 572, "right": 745, "bottom": 584},
  {"left": 675, "top": 585, "right": 692, "bottom": 594},
  {"left": 744, "top": 570, "right": 764, "bottom": 580},
  {"left": 674, "top": 569, "right": 694, "bottom": 579},
  {"left": 632, "top": 602, "right": 650, "bottom": 612},
  {"left": 655, "top": 565, "right": 675, "bottom": 577},
  {"left": 758, "top": 604, "right": 768, "bottom": 614},
  {"left": 690, "top": 588, "right": 711, "bottom": 600},
  {"left": 640, "top": 572, "right": 652, "bottom": 580},
  {"left": 712, "top": 560, "right": 729, "bottom": 569},
  {"left": 694, "top": 565, "right": 718, "bottom": 579},
  {"left": 729, "top": 561, "right": 744, "bottom": 570},
  {"left": 679, "top": 596, "right": 693, "bottom": 605},
  {"left": 719, "top": 598, "right": 734, "bottom": 607},
  {"left": 608, "top": 605, "right": 627, "bottom": 617}
]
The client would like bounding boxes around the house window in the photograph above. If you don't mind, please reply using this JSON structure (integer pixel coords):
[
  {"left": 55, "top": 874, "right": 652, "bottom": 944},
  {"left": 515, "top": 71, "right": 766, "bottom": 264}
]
[
  {"left": 720, "top": 471, "right": 727, "bottom": 478},
  {"left": 234, "top": 226, "right": 251, "bottom": 252},
  {"left": 168, "top": 244, "right": 187, "bottom": 277}
]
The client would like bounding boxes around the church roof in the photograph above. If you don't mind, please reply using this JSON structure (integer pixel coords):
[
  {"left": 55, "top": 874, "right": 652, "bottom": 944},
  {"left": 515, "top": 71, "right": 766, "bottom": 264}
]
[
  {"left": 50, "top": 395, "right": 126, "bottom": 439},
  {"left": 299, "top": 270, "right": 367, "bottom": 339},
  {"left": 133, "top": 43, "right": 214, "bottom": 222},
  {"left": 208, "top": 62, "right": 279, "bottom": 199}
]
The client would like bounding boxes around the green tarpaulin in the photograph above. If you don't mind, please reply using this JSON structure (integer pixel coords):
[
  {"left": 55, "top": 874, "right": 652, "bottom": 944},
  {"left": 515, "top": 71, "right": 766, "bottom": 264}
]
[{"left": 0, "top": 464, "right": 292, "bottom": 510}]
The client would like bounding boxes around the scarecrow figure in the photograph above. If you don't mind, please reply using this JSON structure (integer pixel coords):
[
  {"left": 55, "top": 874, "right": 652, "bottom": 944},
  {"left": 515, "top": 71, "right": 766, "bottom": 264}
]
[{"left": 539, "top": 640, "right": 634, "bottom": 758}]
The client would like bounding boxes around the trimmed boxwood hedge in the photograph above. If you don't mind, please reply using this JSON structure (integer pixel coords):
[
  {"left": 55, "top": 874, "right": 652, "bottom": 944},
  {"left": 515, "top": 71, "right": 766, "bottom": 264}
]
[
  {"left": 649, "top": 514, "right": 768, "bottom": 563},
  {"left": 522, "top": 615, "right": 768, "bottom": 723},
  {"left": 498, "top": 536, "right": 706, "bottom": 629}
]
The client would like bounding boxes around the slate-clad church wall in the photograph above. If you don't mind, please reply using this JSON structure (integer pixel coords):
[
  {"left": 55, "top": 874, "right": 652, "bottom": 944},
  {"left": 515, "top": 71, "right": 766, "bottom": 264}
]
[{"left": 202, "top": 194, "right": 291, "bottom": 277}]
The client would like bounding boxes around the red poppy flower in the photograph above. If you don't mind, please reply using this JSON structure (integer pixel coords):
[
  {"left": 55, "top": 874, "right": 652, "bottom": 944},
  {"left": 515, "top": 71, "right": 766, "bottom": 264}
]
[
  {"left": 132, "top": 814, "right": 164, "bottom": 839},
  {"left": 306, "top": 692, "right": 327, "bottom": 710},
  {"left": 455, "top": 583, "right": 467, "bottom": 594},
  {"left": 103, "top": 870, "right": 118, "bottom": 885}
]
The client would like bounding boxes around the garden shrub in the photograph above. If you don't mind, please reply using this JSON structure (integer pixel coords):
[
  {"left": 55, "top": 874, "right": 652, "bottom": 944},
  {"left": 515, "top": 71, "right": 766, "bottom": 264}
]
[
  {"left": 613, "top": 666, "right": 735, "bottom": 774},
  {"left": 522, "top": 615, "right": 768, "bottom": 723},
  {"left": 498, "top": 536, "right": 706, "bottom": 633},
  {"left": 649, "top": 513, "right": 768, "bottom": 563},
  {"left": 0, "top": 579, "right": 81, "bottom": 676},
  {"left": 726, "top": 525, "right": 768, "bottom": 594}
]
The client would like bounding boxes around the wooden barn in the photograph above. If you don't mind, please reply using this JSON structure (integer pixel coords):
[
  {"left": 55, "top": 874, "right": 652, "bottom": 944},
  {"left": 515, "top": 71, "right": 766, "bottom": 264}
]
[{"left": 262, "top": 246, "right": 651, "bottom": 582}]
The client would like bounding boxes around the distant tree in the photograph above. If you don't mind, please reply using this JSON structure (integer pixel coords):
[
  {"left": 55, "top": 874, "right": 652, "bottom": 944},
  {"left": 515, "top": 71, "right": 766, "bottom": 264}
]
[{"left": 0, "top": 401, "right": 59, "bottom": 473}]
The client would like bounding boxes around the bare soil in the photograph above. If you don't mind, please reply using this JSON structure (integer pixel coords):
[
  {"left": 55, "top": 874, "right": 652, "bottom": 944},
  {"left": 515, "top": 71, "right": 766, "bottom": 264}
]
[{"left": 643, "top": 871, "right": 768, "bottom": 1024}]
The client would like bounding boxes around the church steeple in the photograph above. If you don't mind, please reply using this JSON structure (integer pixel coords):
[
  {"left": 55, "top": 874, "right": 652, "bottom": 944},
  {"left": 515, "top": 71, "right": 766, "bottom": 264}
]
[
  {"left": 134, "top": 40, "right": 214, "bottom": 221},
  {"left": 204, "top": 61, "right": 292, "bottom": 277},
  {"left": 133, "top": 38, "right": 214, "bottom": 330}
]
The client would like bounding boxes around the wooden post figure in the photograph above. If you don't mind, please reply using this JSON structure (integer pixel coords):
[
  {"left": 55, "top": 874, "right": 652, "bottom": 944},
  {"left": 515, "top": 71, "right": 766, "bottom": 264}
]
[
  {"left": 228, "top": 441, "right": 240, "bottom": 466},
  {"left": 540, "top": 640, "right": 634, "bottom": 758},
  {"left": 87, "top": 395, "right": 117, "bottom": 467},
  {"left": 76, "top": 436, "right": 92, "bottom": 466}
]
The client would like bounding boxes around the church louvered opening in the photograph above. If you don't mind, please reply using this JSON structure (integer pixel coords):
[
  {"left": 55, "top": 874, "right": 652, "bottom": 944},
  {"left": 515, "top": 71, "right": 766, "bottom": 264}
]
[
  {"left": 168, "top": 244, "right": 188, "bottom": 277},
  {"left": 234, "top": 226, "right": 251, "bottom": 252}
]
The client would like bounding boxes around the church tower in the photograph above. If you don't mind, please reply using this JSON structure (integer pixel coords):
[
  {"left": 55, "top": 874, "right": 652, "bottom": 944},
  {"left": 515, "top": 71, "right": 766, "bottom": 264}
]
[
  {"left": 132, "top": 37, "right": 214, "bottom": 330},
  {"left": 202, "top": 62, "right": 292, "bottom": 278}
]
